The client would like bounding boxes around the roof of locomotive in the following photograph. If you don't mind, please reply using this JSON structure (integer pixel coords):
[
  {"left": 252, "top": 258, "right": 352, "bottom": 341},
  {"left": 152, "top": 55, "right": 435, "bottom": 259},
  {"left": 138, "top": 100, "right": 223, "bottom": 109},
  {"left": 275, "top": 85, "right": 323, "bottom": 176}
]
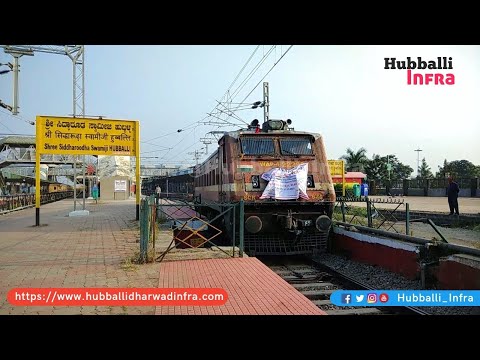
[
  {"left": 210, "top": 119, "right": 322, "bottom": 143},
  {"left": 220, "top": 128, "right": 322, "bottom": 141},
  {"left": 195, "top": 121, "right": 322, "bottom": 170}
]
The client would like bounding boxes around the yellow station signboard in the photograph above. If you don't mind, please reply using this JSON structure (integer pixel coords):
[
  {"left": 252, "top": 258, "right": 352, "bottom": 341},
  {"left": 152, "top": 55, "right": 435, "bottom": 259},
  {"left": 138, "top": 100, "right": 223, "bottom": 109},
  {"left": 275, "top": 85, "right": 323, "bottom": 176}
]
[
  {"left": 36, "top": 115, "right": 137, "bottom": 156},
  {"left": 34, "top": 115, "right": 140, "bottom": 226},
  {"left": 328, "top": 160, "right": 344, "bottom": 176},
  {"left": 328, "top": 159, "right": 345, "bottom": 196}
]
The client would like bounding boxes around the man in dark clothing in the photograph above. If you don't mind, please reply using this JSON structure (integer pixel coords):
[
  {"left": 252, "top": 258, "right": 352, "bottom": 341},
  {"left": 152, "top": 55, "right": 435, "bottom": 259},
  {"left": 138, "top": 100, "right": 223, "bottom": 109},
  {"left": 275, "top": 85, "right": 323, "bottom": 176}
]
[{"left": 447, "top": 177, "right": 460, "bottom": 215}]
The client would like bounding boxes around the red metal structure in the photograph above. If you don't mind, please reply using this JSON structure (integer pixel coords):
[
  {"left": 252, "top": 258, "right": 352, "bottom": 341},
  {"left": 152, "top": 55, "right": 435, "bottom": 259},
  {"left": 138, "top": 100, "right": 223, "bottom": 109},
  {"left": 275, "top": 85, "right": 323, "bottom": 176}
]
[{"left": 332, "top": 171, "right": 367, "bottom": 184}]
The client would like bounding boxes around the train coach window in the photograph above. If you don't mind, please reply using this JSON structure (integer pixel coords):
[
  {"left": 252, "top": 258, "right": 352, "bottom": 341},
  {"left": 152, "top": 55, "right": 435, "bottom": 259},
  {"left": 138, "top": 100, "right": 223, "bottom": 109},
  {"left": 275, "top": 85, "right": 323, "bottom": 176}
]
[
  {"left": 241, "top": 137, "right": 275, "bottom": 155},
  {"left": 280, "top": 138, "right": 314, "bottom": 155}
]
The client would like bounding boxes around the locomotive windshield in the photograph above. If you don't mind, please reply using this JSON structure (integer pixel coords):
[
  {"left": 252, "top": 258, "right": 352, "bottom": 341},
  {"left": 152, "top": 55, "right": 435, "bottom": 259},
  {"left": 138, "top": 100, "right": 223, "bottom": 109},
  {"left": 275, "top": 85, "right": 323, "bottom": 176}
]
[
  {"left": 279, "top": 138, "right": 313, "bottom": 155},
  {"left": 241, "top": 137, "right": 275, "bottom": 155}
]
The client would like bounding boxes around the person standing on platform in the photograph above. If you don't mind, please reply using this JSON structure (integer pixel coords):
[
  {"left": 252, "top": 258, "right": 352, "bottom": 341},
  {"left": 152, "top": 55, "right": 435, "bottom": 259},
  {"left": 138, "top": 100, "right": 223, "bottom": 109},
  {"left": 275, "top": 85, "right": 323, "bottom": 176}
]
[
  {"left": 92, "top": 183, "right": 99, "bottom": 203},
  {"left": 155, "top": 185, "right": 162, "bottom": 205},
  {"left": 447, "top": 177, "right": 460, "bottom": 216}
]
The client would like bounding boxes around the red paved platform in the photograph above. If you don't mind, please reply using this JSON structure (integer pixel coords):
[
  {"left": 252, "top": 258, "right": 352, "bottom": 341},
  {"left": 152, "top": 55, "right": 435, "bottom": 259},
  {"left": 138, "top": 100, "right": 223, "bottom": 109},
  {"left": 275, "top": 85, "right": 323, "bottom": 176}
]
[{"left": 155, "top": 257, "right": 326, "bottom": 315}]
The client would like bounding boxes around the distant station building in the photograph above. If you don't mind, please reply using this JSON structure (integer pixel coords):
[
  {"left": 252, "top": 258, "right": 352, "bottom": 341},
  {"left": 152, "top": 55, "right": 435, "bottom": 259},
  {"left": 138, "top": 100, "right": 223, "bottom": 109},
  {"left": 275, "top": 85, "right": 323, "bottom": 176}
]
[{"left": 0, "top": 135, "right": 70, "bottom": 195}]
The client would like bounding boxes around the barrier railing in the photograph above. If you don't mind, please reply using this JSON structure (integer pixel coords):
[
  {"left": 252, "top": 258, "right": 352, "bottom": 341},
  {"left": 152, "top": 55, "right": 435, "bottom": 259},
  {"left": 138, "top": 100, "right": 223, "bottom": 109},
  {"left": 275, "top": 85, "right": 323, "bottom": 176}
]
[
  {"left": 0, "top": 191, "right": 74, "bottom": 213},
  {"left": 333, "top": 196, "right": 408, "bottom": 234},
  {"left": 138, "top": 195, "right": 245, "bottom": 263},
  {"left": 139, "top": 195, "right": 157, "bottom": 263}
]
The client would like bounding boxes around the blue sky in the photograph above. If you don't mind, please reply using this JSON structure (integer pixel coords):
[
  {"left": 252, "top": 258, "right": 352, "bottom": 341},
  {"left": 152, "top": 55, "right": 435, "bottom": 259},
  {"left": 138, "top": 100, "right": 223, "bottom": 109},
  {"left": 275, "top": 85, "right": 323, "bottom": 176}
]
[{"left": 1, "top": 45, "right": 479, "bottom": 175}]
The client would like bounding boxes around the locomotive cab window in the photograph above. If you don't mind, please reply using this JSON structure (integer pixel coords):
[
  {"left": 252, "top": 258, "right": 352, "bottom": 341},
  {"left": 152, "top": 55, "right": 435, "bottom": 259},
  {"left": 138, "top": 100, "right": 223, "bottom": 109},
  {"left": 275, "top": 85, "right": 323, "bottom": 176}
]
[
  {"left": 240, "top": 137, "right": 275, "bottom": 155},
  {"left": 279, "top": 138, "right": 314, "bottom": 155}
]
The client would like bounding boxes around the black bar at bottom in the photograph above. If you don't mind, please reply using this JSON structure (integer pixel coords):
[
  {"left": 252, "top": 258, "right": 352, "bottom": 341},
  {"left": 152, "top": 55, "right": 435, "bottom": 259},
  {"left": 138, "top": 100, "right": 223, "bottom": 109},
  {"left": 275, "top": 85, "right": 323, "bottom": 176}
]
[
  {"left": 36, "top": 208, "right": 40, "bottom": 226},
  {"left": 136, "top": 204, "right": 139, "bottom": 221}
]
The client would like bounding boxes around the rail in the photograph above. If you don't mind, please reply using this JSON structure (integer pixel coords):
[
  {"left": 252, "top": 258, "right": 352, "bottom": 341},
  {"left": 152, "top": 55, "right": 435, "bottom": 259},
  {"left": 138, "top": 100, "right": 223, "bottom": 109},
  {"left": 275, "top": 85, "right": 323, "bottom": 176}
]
[{"left": 310, "top": 256, "right": 430, "bottom": 315}]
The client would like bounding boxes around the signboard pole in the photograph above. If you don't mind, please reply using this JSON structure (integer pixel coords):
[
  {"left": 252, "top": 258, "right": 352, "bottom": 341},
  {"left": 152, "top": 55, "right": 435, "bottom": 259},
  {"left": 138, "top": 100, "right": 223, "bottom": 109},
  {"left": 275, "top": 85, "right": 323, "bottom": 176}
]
[
  {"left": 73, "top": 156, "right": 77, "bottom": 211},
  {"left": 82, "top": 155, "right": 86, "bottom": 209},
  {"left": 135, "top": 121, "right": 140, "bottom": 221},
  {"left": 35, "top": 120, "right": 41, "bottom": 226}
]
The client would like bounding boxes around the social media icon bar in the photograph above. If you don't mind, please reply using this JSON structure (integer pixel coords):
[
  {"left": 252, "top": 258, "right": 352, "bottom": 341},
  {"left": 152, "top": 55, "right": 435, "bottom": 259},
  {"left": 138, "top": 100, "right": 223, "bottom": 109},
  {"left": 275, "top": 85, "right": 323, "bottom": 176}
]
[
  {"left": 332, "top": 290, "right": 480, "bottom": 307},
  {"left": 341, "top": 293, "right": 351, "bottom": 304}
]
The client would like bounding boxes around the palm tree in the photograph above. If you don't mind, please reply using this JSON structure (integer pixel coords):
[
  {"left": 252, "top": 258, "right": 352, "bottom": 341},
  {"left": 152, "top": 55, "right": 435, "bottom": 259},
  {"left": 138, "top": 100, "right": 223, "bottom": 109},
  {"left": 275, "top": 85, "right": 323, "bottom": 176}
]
[{"left": 340, "top": 147, "right": 368, "bottom": 172}]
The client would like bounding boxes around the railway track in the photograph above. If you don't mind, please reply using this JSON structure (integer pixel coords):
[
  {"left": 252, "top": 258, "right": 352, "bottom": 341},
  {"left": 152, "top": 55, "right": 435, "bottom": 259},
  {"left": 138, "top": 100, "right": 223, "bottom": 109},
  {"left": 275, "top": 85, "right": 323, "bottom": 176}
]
[{"left": 261, "top": 256, "right": 430, "bottom": 315}]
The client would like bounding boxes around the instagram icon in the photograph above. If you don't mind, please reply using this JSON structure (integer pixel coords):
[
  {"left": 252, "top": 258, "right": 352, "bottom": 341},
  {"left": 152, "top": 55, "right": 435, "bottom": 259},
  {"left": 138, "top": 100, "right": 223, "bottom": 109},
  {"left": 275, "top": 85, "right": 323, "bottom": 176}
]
[{"left": 367, "top": 293, "right": 377, "bottom": 304}]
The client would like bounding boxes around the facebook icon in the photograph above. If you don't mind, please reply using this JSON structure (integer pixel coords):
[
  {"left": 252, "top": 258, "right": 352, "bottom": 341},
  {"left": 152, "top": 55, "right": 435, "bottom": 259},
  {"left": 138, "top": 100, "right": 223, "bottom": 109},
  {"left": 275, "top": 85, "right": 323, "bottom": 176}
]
[{"left": 341, "top": 293, "right": 351, "bottom": 304}]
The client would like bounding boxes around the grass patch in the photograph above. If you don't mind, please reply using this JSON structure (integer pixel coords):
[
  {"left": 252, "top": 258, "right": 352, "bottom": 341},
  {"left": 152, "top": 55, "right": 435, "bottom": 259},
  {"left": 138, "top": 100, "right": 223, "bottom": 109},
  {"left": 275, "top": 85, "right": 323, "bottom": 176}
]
[
  {"left": 450, "top": 222, "right": 480, "bottom": 231},
  {"left": 334, "top": 205, "right": 368, "bottom": 217},
  {"left": 121, "top": 256, "right": 139, "bottom": 272},
  {"left": 127, "top": 248, "right": 156, "bottom": 264}
]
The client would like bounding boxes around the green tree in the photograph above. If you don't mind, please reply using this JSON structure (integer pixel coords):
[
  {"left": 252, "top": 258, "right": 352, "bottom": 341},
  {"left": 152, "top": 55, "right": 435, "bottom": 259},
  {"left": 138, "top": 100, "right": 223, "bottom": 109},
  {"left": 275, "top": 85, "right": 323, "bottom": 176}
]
[
  {"left": 364, "top": 154, "right": 384, "bottom": 183},
  {"left": 340, "top": 147, "right": 368, "bottom": 172},
  {"left": 437, "top": 159, "right": 479, "bottom": 178},
  {"left": 419, "top": 158, "right": 433, "bottom": 178},
  {"left": 365, "top": 154, "right": 413, "bottom": 184},
  {"left": 435, "top": 159, "right": 449, "bottom": 178}
]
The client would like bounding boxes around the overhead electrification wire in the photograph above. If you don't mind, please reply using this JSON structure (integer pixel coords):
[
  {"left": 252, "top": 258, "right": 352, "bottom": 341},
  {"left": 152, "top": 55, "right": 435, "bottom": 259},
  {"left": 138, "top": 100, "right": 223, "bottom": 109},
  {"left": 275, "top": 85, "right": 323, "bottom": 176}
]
[
  {"left": 0, "top": 108, "right": 36, "bottom": 126},
  {"left": 0, "top": 116, "right": 14, "bottom": 133},
  {"left": 228, "top": 45, "right": 276, "bottom": 101},
  {"left": 157, "top": 126, "right": 198, "bottom": 161},
  {"left": 142, "top": 118, "right": 205, "bottom": 143},
  {"left": 235, "top": 45, "right": 294, "bottom": 110},
  {"left": 214, "top": 46, "right": 260, "bottom": 109},
  {"left": 203, "top": 46, "right": 272, "bottom": 128},
  {"left": 225, "top": 46, "right": 260, "bottom": 92},
  {"left": 145, "top": 45, "right": 291, "bottom": 167}
]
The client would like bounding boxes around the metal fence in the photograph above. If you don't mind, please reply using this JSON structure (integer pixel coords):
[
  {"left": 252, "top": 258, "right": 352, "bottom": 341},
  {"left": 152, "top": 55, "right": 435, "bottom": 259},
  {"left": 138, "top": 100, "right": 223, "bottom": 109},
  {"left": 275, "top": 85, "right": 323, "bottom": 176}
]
[
  {"left": 333, "top": 196, "right": 467, "bottom": 240},
  {"left": 139, "top": 195, "right": 157, "bottom": 263},
  {"left": 370, "top": 178, "right": 479, "bottom": 197},
  {"left": 0, "top": 191, "right": 74, "bottom": 213},
  {"left": 333, "top": 196, "right": 408, "bottom": 234},
  {"left": 138, "top": 195, "right": 245, "bottom": 263}
]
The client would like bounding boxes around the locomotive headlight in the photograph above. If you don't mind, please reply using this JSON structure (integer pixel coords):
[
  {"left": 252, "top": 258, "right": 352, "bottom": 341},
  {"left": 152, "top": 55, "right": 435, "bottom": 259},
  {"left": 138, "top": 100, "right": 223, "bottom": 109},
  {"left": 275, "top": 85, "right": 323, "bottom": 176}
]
[
  {"left": 268, "top": 120, "right": 284, "bottom": 130},
  {"left": 251, "top": 175, "right": 260, "bottom": 189},
  {"left": 315, "top": 215, "right": 332, "bottom": 231},
  {"left": 307, "top": 175, "right": 315, "bottom": 188},
  {"left": 245, "top": 216, "right": 263, "bottom": 233}
]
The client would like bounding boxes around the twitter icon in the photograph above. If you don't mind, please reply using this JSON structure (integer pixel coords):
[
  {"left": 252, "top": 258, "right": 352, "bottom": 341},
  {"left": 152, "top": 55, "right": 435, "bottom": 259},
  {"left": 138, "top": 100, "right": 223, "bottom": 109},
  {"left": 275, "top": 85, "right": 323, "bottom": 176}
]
[{"left": 356, "top": 294, "right": 364, "bottom": 302}]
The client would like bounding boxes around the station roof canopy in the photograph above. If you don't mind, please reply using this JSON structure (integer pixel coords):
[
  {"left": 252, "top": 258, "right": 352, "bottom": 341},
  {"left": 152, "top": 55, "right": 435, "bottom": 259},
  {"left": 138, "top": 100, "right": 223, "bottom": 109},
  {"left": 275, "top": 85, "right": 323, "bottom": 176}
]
[{"left": 0, "top": 136, "right": 36, "bottom": 147}]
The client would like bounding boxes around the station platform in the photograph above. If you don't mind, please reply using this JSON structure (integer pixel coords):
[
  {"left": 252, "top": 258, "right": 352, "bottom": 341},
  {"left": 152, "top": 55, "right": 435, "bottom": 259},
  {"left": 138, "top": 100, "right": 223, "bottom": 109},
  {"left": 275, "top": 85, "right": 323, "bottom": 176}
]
[
  {"left": 155, "top": 257, "right": 325, "bottom": 315},
  {"left": 0, "top": 198, "right": 323, "bottom": 315}
]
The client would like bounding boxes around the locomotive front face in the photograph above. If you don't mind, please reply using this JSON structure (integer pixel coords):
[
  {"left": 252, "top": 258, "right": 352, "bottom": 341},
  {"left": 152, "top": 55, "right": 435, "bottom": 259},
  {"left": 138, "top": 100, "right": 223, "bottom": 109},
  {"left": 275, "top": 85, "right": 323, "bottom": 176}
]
[{"left": 226, "top": 130, "right": 336, "bottom": 255}]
